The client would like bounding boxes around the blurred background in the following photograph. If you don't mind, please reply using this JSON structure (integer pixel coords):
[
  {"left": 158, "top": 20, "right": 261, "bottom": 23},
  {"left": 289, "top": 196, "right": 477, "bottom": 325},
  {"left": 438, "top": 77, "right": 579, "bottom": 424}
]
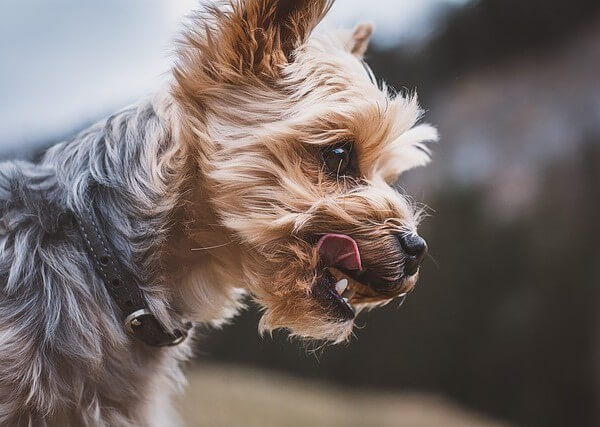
[{"left": 2, "top": 1, "right": 599, "bottom": 426}]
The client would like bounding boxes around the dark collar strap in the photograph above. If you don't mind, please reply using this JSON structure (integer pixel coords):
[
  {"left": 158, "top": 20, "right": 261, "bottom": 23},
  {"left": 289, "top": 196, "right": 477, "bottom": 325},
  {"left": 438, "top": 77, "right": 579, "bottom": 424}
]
[{"left": 75, "top": 203, "right": 191, "bottom": 347}]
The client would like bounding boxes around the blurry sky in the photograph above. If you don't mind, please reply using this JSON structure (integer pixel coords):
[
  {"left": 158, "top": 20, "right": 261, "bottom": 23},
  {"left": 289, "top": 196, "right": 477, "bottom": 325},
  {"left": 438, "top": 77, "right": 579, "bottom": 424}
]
[{"left": 0, "top": 0, "right": 468, "bottom": 152}]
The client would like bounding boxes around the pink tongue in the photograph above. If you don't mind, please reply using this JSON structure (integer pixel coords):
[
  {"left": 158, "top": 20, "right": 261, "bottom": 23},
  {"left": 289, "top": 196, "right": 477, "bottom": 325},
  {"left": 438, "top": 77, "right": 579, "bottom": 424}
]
[{"left": 316, "top": 234, "right": 362, "bottom": 271}]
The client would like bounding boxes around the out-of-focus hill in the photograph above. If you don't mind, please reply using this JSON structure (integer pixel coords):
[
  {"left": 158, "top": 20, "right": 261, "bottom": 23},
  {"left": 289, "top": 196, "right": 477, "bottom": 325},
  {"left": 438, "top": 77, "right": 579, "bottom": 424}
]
[
  {"left": 405, "top": 19, "right": 600, "bottom": 220},
  {"left": 178, "top": 364, "right": 509, "bottom": 427},
  {"left": 369, "top": 0, "right": 600, "bottom": 98}
]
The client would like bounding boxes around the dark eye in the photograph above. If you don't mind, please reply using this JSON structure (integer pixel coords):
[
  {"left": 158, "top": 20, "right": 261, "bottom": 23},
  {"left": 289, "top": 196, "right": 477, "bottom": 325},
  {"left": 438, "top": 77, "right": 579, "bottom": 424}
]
[{"left": 322, "top": 142, "right": 354, "bottom": 176}]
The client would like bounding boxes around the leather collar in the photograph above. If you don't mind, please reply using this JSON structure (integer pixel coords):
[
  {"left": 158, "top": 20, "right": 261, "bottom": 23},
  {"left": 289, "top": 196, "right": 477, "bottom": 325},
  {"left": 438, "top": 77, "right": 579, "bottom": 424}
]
[{"left": 75, "top": 200, "right": 191, "bottom": 347}]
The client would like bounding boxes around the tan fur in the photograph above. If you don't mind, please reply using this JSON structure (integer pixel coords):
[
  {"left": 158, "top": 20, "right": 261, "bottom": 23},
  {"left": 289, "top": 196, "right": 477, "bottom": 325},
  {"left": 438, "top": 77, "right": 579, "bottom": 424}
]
[{"left": 168, "top": 0, "right": 437, "bottom": 343}]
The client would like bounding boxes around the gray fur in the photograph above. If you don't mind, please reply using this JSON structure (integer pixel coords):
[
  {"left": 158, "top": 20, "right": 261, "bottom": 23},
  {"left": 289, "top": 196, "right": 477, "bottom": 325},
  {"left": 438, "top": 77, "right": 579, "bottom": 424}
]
[{"left": 0, "top": 92, "right": 190, "bottom": 426}]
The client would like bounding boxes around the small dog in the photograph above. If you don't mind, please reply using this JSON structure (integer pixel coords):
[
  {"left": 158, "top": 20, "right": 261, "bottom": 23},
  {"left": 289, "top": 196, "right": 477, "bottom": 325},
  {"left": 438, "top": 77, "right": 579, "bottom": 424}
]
[{"left": 0, "top": 0, "right": 437, "bottom": 425}]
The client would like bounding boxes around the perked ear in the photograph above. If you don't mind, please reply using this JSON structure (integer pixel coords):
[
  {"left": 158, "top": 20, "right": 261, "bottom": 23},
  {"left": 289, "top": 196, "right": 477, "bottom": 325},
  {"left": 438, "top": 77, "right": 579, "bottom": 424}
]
[
  {"left": 347, "top": 22, "right": 374, "bottom": 57},
  {"left": 273, "top": 0, "right": 334, "bottom": 60},
  {"left": 186, "top": 0, "right": 333, "bottom": 81}
]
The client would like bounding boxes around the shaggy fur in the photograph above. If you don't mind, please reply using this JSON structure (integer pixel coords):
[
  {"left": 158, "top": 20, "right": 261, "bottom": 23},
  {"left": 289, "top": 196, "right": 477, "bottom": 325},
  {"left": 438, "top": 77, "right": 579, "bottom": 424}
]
[{"left": 0, "top": 0, "right": 437, "bottom": 425}]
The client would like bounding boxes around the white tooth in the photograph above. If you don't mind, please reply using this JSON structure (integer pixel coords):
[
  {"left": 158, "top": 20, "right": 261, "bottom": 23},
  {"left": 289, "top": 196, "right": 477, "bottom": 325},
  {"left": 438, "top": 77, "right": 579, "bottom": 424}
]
[
  {"left": 343, "top": 297, "right": 349, "bottom": 304},
  {"left": 335, "top": 279, "right": 348, "bottom": 295}
]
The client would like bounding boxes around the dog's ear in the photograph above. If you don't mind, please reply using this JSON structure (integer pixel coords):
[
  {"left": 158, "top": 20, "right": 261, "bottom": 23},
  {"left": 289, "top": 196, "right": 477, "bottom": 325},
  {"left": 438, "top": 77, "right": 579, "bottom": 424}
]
[
  {"left": 346, "top": 23, "right": 374, "bottom": 57},
  {"left": 183, "top": 0, "right": 333, "bottom": 82},
  {"left": 271, "top": 0, "right": 334, "bottom": 61}
]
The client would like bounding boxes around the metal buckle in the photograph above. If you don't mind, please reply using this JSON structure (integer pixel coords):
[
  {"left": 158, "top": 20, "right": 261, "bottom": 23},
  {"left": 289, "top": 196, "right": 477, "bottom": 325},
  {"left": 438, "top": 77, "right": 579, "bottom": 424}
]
[
  {"left": 123, "top": 308, "right": 189, "bottom": 346},
  {"left": 124, "top": 308, "right": 152, "bottom": 335}
]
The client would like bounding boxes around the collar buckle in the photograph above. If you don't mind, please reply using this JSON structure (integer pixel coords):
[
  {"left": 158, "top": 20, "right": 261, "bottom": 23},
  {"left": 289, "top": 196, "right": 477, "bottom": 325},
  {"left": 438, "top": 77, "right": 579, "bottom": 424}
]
[
  {"left": 124, "top": 309, "right": 190, "bottom": 347},
  {"left": 75, "top": 201, "right": 191, "bottom": 348}
]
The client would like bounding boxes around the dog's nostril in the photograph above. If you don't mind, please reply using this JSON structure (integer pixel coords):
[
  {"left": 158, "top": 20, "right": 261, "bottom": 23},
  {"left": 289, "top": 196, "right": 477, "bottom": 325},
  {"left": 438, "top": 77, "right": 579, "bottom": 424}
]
[
  {"left": 398, "top": 234, "right": 428, "bottom": 262},
  {"left": 399, "top": 233, "right": 428, "bottom": 277}
]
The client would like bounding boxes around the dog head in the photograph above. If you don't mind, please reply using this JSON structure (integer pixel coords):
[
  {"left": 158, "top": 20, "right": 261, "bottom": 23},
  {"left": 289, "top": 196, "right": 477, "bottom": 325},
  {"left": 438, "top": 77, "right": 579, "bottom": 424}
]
[{"left": 173, "top": 0, "right": 437, "bottom": 342}]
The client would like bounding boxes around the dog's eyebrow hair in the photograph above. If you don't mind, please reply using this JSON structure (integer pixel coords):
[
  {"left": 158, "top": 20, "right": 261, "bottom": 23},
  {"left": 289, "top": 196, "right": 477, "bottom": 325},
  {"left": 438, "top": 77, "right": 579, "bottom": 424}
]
[{"left": 361, "top": 60, "right": 376, "bottom": 84}]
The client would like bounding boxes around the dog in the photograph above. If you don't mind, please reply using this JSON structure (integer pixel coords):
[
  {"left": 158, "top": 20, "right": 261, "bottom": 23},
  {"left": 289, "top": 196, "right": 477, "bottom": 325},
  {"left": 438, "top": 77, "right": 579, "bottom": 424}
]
[{"left": 0, "top": 0, "right": 437, "bottom": 425}]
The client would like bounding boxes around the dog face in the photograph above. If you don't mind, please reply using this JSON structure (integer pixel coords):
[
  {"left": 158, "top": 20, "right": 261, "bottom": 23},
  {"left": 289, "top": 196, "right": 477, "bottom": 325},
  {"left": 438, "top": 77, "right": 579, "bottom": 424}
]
[{"left": 173, "top": 0, "right": 437, "bottom": 342}]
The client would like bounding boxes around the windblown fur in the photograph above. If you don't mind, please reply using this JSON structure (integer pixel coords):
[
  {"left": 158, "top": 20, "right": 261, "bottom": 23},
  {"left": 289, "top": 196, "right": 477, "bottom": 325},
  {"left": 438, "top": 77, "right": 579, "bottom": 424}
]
[{"left": 0, "top": 0, "right": 437, "bottom": 425}]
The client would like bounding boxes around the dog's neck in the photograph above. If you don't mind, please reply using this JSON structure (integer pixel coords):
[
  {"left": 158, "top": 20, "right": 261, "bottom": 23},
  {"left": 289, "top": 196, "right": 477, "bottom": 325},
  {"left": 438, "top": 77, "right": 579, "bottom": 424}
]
[{"left": 163, "top": 116, "right": 247, "bottom": 325}]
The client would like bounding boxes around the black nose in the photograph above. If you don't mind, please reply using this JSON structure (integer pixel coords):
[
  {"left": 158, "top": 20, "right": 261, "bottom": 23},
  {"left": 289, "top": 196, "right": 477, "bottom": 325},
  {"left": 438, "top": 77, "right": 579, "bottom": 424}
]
[{"left": 398, "top": 233, "right": 428, "bottom": 276}]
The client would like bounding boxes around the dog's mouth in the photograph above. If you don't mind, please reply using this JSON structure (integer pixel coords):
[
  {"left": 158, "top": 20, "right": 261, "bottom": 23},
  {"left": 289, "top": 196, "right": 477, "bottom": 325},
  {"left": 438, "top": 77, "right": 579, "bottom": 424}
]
[{"left": 312, "top": 234, "right": 416, "bottom": 321}]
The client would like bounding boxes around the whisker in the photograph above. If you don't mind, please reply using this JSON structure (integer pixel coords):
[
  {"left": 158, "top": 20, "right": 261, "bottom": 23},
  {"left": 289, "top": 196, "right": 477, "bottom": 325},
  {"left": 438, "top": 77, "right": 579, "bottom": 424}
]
[
  {"left": 426, "top": 253, "right": 439, "bottom": 269},
  {"left": 397, "top": 294, "right": 407, "bottom": 308},
  {"left": 190, "top": 241, "right": 231, "bottom": 251}
]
